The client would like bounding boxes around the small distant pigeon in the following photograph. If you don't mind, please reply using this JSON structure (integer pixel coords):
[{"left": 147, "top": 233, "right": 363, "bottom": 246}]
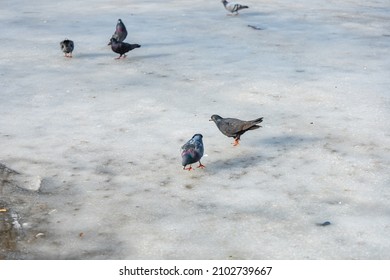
[
  {"left": 210, "top": 115, "right": 263, "bottom": 146},
  {"left": 181, "top": 134, "right": 205, "bottom": 171},
  {"left": 60, "top": 39, "right": 74, "bottom": 57},
  {"left": 110, "top": 38, "right": 141, "bottom": 59},
  {"left": 108, "top": 19, "right": 128, "bottom": 45},
  {"left": 221, "top": 0, "right": 249, "bottom": 15}
]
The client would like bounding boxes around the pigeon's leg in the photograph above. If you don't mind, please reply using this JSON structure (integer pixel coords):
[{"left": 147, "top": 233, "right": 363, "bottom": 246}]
[
  {"left": 233, "top": 138, "right": 240, "bottom": 146},
  {"left": 183, "top": 165, "right": 193, "bottom": 171},
  {"left": 115, "top": 55, "right": 122, "bottom": 60},
  {"left": 197, "top": 162, "right": 206, "bottom": 169}
]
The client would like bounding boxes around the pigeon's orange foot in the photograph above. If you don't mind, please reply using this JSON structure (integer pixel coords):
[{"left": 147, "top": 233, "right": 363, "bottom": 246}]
[
  {"left": 233, "top": 139, "right": 240, "bottom": 146},
  {"left": 183, "top": 166, "right": 193, "bottom": 171},
  {"left": 197, "top": 163, "right": 206, "bottom": 169}
]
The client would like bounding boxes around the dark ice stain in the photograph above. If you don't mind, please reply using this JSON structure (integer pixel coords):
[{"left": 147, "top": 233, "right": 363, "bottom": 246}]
[
  {"left": 316, "top": 221, "right": 331, "bottom": 227},
  {"left": 0, "top": 202, "right": 25, "bottom": 259},
  {"left": 247, "top": 24, "right": 263, "bottom": 30}
]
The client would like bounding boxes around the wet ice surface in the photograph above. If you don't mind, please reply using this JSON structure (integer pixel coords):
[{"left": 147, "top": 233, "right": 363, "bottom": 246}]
[{"left": 0, "top": 0, "right": 389, "bottom": 259}]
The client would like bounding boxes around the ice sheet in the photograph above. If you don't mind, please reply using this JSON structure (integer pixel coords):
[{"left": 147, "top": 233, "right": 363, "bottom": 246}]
[{"left": 0, "top": 0, "right": 389, "bottom": 259}]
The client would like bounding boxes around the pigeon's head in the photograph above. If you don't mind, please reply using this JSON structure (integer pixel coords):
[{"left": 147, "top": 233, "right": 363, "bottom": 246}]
[
  {"left": 118, "top": 19, "right": 122, "bottom": 23},
  {"left": 110, "top": 37, "right": 119, "bottom": 44},
  {"left": 210, "top": 114, "right": 223, "bottom": 123},
  {"left": 192, "top": 134, "right": 203, "bottom": 141}
]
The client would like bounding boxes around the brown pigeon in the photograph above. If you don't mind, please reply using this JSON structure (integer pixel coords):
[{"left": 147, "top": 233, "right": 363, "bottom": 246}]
[{"left": 210, "top": 114, "right": 263, "bottom": 146}]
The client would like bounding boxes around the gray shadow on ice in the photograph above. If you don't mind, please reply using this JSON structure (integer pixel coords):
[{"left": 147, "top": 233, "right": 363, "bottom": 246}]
[
  {"left": 141, "top": 42, "right": 181, "bottom": 47},
  {"left": 259, "top": 135, "right": 321, "bottom": 149},
  {"left": 75, "top": 52, "right": 112, "bottom": 59},
  {"left": 208, "top": 153, "right": 264, "bottom": 173},
  {"left": 241, "top": 12, "right": 269, "bottom": 17},
  {"left": 208, "top": 136, "right": 320, "bottom": 173},
  {"left": 131, "top": 53, "right": 172, "bottom": 60}
]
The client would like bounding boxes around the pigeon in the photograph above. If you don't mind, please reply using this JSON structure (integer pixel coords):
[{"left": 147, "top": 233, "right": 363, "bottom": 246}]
[
  {"left": 110, "top": 38, "right": 141, "bottom": 59},
  {"left": 210, "top": 114, "right": 263, "bottom": 146},
  {"left": 221, "top": 0, "right": 249, "bottom": 15},
  {"left": 60, "top": 39, "right": 74, "bottom": 57},
  {"left": 108, "top": 19, "right": 128, "bottom": 45},
  {"left": 181, "top": 134, "right": 205, "bottom": 171}
]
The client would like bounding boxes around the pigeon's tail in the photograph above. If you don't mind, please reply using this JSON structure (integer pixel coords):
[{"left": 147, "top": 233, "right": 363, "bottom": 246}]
[
  {"left": 248, "top": 124, "right": 261, "bottom": 131},
  {"left": 234, "top": 4, "right": 249, "bottom": 11},
  {"left": 131, "top": 44, "right": 141, "bottom": 49},
  {"left": 246, "top": 117, "right": 263, "bottom": 131},
  {"left": 252, "top": 117, "right": 263, "bottom": 124}
]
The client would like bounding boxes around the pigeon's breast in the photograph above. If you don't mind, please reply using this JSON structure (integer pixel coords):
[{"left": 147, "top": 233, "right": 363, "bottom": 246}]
[{"left": 181, "top": 148, "right": 200, "bottom": 165}]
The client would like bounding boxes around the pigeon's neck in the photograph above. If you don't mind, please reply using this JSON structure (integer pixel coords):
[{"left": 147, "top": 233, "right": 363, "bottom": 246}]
[
  {"left": 222, "top": 0, "right": 228, "bottom": 7},
  {"left": 215, "top": 119, "right": 223, "bottom": 128}
]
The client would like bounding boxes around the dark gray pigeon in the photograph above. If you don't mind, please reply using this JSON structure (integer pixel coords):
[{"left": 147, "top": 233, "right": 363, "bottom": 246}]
[
  {"left": 210, "top": 115, "right": 263, "bottom": 146},
  {"left": 108, "top": 19, "right": 128, "bottom": 45},
  {"left": 221, "top": 0, "right": 249, "bottom": 15},
  {"left": 110, "top": 38, "right": 141, "bottom": 59},
  {"left": 60, "top": 39, "right": 74, "bottom": 57},
  {"left": 181, "top": 134, "right": 205, "bottom": 171}
]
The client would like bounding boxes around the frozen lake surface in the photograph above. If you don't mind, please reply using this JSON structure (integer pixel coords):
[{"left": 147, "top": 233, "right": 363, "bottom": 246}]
[{"left": 1, "top": 0, "right": 389, "bottom": 259}]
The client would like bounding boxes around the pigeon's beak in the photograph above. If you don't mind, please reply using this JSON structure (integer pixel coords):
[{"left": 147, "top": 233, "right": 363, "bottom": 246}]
[{"left": 209, "top": 119, "right": 212, "bottom": 121}]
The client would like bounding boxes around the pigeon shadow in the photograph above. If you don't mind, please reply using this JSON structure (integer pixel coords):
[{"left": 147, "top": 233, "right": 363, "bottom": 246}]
[
  {"left": 141, "top": 42, "right": 180, "bottom": 47},
  {"left": 76, "top": 52, "right": 111, "bottom": 59},
  {"left": 259, "top": 135, "right": 321, "bottom": 148},
  {"left": 241, "top": 11, "right": 270, "bottom": 17},
  {"left": 207, "top": 135, "right": 320, "bottom": 173},
  {"left": 131, "top": 53, "right": 172, "bottom": 60},
  {"left": 207, "top": 153, "right": 265, "bottom": 174},
  {"left": 225, "top": 11, "right": 268, "bottom": 18}
]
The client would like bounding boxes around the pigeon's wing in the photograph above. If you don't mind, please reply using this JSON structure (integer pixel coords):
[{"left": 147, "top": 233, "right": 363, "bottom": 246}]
[
  {"left": 118, "top": 42, "right": 139, "bottom": 53},
  {"left": 116, "top": 21, "right": 127, "bottom": 41},
  {"left": 226, "top": 2, "right": 248, "bottom": 13},
  {"left": 218, "top": 118, "right": 247, "bottom": 135},
  {"left": 117, "top": 21, "right": 127, "bottom": 33},
  {"left": 226, "top": 3, "right": 239, "bottom": 12},
  {"left": 240, "top": 117, "right": 263, "bottom": 131},
  {"left": 69, "top": 41, "right": 74, "bottom": 51},
  {"left": 182, "top": 139, "right": 203, "bottom": 155},
  {"left": 193, "top": 139, "right": 204, "bottom": 157},
  {"left": 181, "top": 140, "right": 195, "bottom": 151}
]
